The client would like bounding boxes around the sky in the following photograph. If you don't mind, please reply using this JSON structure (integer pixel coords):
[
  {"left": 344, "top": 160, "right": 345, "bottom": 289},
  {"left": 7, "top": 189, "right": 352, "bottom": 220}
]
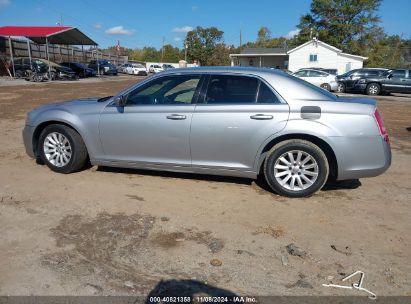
[{"left": 0, "top": 0, "right": 410, "bottom": 49}]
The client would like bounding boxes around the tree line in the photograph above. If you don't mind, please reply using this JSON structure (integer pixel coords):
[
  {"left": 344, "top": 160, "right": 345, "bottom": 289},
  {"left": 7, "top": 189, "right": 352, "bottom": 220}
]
[{"left": 102, "top": 0, "right": 410, "bottom": 68}]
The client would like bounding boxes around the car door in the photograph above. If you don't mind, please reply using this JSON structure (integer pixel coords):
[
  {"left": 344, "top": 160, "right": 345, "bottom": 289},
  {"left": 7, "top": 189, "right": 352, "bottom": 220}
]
[
  {"left": 99, "top": 74, "right": 203, "bottom": 167},
  {"left": 190, "top": 74, "right": 289, "bottom": 173},
  {"left": 345, "top": 70, "right": 364, "bottom": 90},
  {"left": 386, "top": 69, "right": 407, "bottom": 93}
]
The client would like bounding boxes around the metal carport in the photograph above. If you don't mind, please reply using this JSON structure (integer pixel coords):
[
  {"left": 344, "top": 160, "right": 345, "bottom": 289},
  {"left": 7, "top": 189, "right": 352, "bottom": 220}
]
[{"left": 0, "top": 26, "right": 97, "bottom": 79}]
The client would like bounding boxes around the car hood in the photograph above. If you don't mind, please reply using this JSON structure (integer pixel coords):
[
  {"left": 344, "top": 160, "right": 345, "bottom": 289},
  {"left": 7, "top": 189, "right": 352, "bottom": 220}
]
[
  {"left": 31, "top": 97, "right": 104, "bottom": 112},
  {"left": 27, "top": 97, "right": 110, "bottom": 125}
]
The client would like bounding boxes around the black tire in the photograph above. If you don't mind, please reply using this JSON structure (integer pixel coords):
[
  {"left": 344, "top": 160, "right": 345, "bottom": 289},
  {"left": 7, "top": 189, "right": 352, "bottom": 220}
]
[
  {"left": 366, "top": 83, "right": 381, "bottom": 96},
  {"left": 337, "top": 82, "right": 345, "bottom": 93},
  {"left": 38, "top": 124, "right": 88, "bottom": 174},
  {"left": 320, "top": 83, "right": 331, "bottom": 91},
  {"left": 264, "top": 139, "right": 329, "bottom": 198}
]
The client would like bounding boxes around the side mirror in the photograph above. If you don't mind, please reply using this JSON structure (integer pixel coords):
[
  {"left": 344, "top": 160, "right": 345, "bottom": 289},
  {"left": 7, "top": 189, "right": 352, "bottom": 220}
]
[
  {"left": 114, "top": 95, "right": 126, "bottom": 107},
  {"left": 387, "top": 74, "right": 393, "bottom": 79}
]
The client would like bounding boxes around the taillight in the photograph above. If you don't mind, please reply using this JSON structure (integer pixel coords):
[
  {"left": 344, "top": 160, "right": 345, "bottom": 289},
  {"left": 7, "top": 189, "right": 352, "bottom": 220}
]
[{"left": 374, "top": 109, "right": 389, "bottom": 142}]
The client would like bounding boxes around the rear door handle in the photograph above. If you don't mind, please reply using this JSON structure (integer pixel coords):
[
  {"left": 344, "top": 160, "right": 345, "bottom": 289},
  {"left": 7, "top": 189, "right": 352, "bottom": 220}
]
[
  {"left": 250, "top": 114, "right": 273, "bottom": 120},
  {"left": 166, "top": 114, "right": 186, "bottom": 120}
]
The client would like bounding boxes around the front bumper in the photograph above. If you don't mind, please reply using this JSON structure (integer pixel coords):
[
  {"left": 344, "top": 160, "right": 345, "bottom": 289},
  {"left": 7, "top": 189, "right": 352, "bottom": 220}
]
[
  {"left": 330, "top": 81, "right": 338, "bottom": 91},
  {"left": 133, "top": 70, "right": 147, "bottom": 76},
  {"left": 22, "top": 125, "right": 36, "bottom": 159}
]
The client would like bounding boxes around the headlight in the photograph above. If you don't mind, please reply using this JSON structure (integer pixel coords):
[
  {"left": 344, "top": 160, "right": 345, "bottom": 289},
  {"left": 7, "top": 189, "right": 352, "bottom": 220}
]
[{"left": 104, "top": 66, "right": 109, "bottom": 71}]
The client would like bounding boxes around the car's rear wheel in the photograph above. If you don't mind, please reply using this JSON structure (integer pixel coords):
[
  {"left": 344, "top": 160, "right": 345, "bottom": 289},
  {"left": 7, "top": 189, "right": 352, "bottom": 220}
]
[
  {"left": 38, "top": 124, "right": 88, "bottom": 174},
  {"left": 366, "top": 83, "right": 381, "bottom": 95},
  {"left": 320, "top": 83, "right": 331, "bottom": 91},
  {"left": 337, "top": 82, "right": 345, "bottom": 93},
  {"left": 264, "top": 140, "right": 329, "bottom": 197}
]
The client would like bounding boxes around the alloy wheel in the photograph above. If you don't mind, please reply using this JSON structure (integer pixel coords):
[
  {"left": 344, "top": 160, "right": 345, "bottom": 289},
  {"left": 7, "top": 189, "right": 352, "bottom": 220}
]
[
  {"left": 43, "top": 132, "right": 72, "bottom": 167},
  {"left": 273, "top": 150, "right": 319, "bottom": 191}
]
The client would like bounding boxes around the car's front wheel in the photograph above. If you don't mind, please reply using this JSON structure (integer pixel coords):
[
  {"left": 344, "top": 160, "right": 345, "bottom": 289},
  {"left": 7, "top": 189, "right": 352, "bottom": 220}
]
[
  {"left": 38, "top": 124, "right": 88, "bottom": 174},
  {"left": 264, "top": 140, "right": 329, "bottom": 197}
]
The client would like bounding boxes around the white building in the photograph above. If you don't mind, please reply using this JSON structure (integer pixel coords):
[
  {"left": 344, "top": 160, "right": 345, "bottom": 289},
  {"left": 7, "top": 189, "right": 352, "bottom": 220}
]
[{"left": 229, "top": 38, "right": 367, "bottom": 74}]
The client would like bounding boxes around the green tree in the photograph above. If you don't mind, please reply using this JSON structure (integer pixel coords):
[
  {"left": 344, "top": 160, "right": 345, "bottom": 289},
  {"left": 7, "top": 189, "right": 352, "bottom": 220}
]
[
  {"left": 295, "top": 0, "right": 382, "bottom": 54},
  {"left": 161, "top": 44, "right": 181, "bottom": 63},
  {"left": 141, "top": 47, "right": 160, "bottom": 62},
  {"left": 185, "top": 26, "right": 224, "bottom": 65},
  {"left": 257, "top": 26, "right": 272, "bottom": 46}
]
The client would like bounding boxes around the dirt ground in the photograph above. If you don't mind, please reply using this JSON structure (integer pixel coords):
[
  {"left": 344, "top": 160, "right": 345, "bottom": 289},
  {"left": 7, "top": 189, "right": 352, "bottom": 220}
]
[{"left": 0, "top": 76, "right": 410, "bottom": 297}]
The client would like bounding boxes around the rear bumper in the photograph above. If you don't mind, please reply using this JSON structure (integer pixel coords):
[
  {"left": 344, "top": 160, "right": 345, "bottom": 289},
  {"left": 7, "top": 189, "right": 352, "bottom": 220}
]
[
  {"left": 22, "top": 125, "right": 36, "bottom": 159},
  {"left": 334, "top": 136, "right": 391, "bottom": 180}
]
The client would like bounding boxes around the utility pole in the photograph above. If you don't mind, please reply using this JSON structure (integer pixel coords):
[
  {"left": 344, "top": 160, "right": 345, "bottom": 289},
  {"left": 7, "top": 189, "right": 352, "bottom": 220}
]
[
  {"left": 310, "top": 28, "right": 313, "bottom": 39},
  {"left": 184, "top": 42, "right": 188, "bottom": 62},
  {"left": 240, "top": 29, "right": 242, "bottom": 52},
  {"left": 161, "top": 36, "right": 165, "bottom": 63}
]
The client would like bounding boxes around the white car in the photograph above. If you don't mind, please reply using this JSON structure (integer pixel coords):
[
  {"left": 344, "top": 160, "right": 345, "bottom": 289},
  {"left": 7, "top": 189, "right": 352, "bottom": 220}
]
[
  {"left": 121, "top": 63, "right": 147, "bottom": 76},
  {"left": 293, "top": 69, "right": 338, "bottom": 91},
  {"left": 129, "top": 63, "right": 148, "bottom": 76},
  {"left": 149, "top": 64, "right": 164, "bottom": 73}
]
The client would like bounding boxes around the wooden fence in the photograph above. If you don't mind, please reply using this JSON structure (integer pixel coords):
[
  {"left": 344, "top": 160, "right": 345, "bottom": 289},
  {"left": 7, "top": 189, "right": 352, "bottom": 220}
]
[{"left": 0, "top": 36, "right": 128, "bottom": 76}]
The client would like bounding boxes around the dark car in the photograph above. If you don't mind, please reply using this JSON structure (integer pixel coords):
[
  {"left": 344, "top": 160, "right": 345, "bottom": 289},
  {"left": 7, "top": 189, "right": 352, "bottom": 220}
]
[
  {"left": 11, "top": 57, "right": 77, "bottom": 81},
  {"left": 88, "top": 59, "right": 117, "bottom": 75},
  {"left": 352, "top": 69, "right": 411, "bottom": 95},
  {"left": 60, "top": 62, "right": 96, "bottom": 78},
  {"left": 336, "top": 68, "right": 388, "bottom": 93}
]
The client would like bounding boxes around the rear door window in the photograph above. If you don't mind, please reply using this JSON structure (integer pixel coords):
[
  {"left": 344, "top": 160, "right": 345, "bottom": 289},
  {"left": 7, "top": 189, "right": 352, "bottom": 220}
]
[{"left": 205, "top": 75, "right": 258, "bottom": 104}]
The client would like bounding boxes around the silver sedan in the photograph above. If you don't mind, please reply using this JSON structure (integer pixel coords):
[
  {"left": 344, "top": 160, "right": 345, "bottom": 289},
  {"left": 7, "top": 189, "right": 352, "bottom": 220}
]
[{"left": 23, "top": 67, "right": 391, "bottom": 197}]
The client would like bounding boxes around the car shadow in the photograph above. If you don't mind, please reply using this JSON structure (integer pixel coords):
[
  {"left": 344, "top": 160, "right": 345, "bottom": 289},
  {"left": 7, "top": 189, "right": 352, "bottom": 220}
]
[
  {"left": 407, "top": 127, "right": 411, "bottom": 132},
  {"left": 96, "top": 166, "right": 361, "bottom": 193},
  {"left": 144, "top": 279, "right": 238, "bottom": 302},
  {"left": 253, "top": 174, "right": 361, "bottom": 193},
  {"left": 96, "top": 166, "right": 252, "bottom": 186}
]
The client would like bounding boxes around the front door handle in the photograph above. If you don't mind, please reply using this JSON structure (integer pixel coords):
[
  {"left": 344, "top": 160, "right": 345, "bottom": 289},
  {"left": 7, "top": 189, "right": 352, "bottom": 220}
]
[
  {"left": 166, "top": 114, "right": 186, "bottom": 120},
  {"left": 250, "top": 114, "right": 273, "bottom": 120}
]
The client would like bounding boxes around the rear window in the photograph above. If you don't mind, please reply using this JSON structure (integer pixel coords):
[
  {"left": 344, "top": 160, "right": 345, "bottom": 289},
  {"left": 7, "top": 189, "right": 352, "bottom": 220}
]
[
  {"left": 287, "top": 74, "right": 337, "bottom": 100},
  {"left": 205, "top": 75, "right": 259, "bottom": 104}
]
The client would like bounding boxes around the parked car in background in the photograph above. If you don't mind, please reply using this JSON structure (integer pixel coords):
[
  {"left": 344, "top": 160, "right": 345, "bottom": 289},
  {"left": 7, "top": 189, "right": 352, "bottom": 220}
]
[
  {"left": 162, "top": 64, "right": 175, "bottom": 70},
  {"left": 23, "top": 67, "right": 391, "bottom": 197},
  {"left": 60, "top": 62, "right": 96, "bottom": 78},
  {"left": 352, "top": 69, "right": 411, "bottom": 95},
  {"left": 149, "top": 64, "right": 164, "bottom": 73},
  {"left": 118, "top": 63, "right": 131, "bottom": 73},
  {"left": 308, "top": 67, "right": 338, "bottom": 75},
  {"left": 336, "top": 68, "right": 388, "bottom": 93},
  {"left": 122, "top": 63, "right": 148, "bottom": 76},
  {"left": 293, "top": 68, "right": 338, "bottom": 91},
  {"left": 11, "top": 57, "right": 77, "bottom": 81},
  {"left": 88, "top": 59, "right": 118, "bottom": 75}
]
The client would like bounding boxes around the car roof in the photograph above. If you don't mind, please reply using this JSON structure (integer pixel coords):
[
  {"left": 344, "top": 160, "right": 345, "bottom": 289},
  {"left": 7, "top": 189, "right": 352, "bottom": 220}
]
[{"left": 160, "top": 66, "right": 289, "bottom": 77}]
